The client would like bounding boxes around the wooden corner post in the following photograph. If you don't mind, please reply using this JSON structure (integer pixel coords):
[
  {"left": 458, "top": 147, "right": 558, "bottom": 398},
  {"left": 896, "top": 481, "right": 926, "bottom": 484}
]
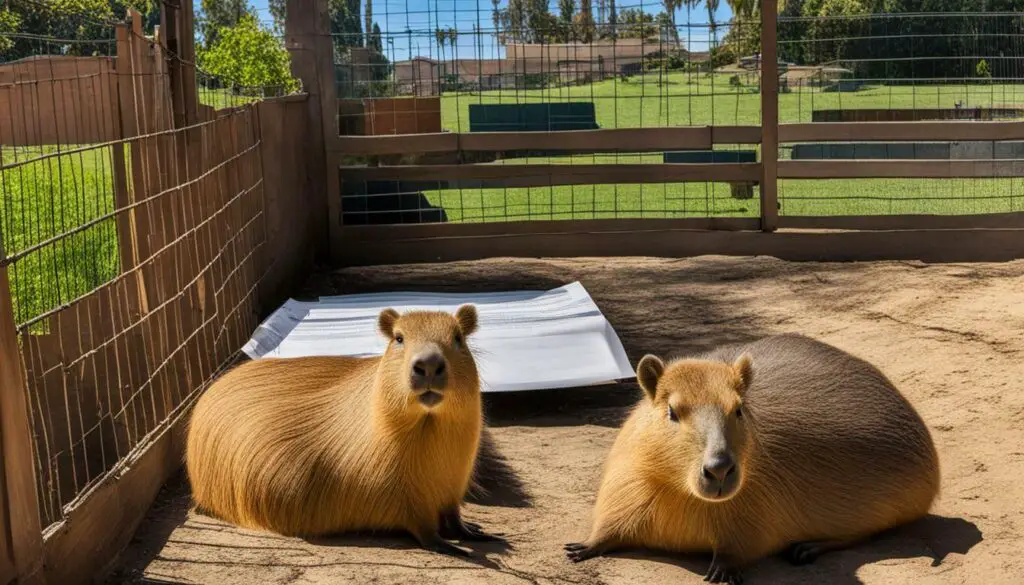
[
  {"left": 0, "top": 246, "right": 45, "bottom": 584},
  {"left": 286, "top": 0, "right": 340, "bottom": 263},
  {"left": 760, "top": 0, "right": 779, "bottom": 232}
]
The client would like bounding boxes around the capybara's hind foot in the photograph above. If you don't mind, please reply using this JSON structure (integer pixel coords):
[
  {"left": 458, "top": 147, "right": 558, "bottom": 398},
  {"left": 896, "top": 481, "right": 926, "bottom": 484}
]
[
  {"left": 705, "top": 552, "right": 743, "bottom": 585},
  {"left": 564, "top": 542, "right": 603, "bottom": 563},
  {"left": 786, "top": 539, "right": 851, "bottom": 566}
]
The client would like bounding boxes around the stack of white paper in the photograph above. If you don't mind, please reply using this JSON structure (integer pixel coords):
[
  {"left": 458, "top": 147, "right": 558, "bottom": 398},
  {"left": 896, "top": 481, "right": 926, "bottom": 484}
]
[{"left": 241, "top": 282, "right": 635, "bottom": 393}]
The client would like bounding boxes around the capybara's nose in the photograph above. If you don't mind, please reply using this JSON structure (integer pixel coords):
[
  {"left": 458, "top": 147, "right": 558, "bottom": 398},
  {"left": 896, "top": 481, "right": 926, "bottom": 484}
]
[
  {"left": 702, "top": 453, "right": 736, "bottom": 482},
  {"left": 411, "top": 352, "right": 448, "bottom": 390}
]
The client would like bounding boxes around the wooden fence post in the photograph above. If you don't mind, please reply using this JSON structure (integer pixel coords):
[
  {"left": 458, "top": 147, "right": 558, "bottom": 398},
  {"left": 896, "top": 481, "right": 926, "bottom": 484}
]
[
  {"left": 286, "top": 0, "right": 340, "bottom": 263},
  {"left": 760, "top": 0, "right": 779, "bottom": 232},
  {"left": 0, "top": 251, "right": 46, "bottom": 584}
]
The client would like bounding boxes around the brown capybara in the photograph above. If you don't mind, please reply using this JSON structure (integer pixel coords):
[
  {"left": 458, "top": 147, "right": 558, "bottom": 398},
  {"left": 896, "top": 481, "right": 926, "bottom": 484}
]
[
  {"left": 566, "top": 333, "right": 940, "bottom": 584},
  {"left": 186, "top": 305, "right": 503, "bottom": 557}
]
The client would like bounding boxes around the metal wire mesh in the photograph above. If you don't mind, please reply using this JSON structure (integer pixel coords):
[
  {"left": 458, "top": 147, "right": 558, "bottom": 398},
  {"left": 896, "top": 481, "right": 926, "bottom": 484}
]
[
  {"left": 334, "top": 0, "right": 765, "bottom": 224},
  {"left": 0, "top": 2, "right": 285, "bottom": 531},
  {"left": 777, "top": 11, "right": 1024, "bottom": 216}
]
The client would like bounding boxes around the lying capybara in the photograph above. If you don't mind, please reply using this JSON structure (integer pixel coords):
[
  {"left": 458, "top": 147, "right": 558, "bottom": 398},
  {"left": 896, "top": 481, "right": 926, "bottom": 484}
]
[
  {"left": 566, "top": 333, "right": 940, "bottom": 584},
  {"left": 186, "top": 305, "right": 502, "bottom": 556}
]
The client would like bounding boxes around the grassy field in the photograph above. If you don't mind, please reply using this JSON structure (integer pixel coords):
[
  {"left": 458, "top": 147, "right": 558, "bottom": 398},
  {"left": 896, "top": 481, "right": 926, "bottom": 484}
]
[
  {"left": 5, "top": 78, "right": 1024, "bottom": 323},
  {"left": 0, "top": 146, "right": 120, "bottom": 327},
  {"left": 422, "top": 72, "right": 1024, "bottom": 220}
]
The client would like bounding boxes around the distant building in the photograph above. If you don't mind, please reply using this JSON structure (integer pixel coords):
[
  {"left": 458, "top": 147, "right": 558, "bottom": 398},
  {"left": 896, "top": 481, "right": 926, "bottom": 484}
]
[{"left": 394, "top": 38, "right": 679, "bottom": 95}]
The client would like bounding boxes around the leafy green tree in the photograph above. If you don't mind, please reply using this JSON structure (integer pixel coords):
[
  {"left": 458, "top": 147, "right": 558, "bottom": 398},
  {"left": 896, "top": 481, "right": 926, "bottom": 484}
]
[
  {"left": 199, "top": 0, "right": 254, "bottom": 48},
  {"left": 976, "top": 59, "right": 991, "bottom": 79},
  {"left": 197, "top": 14, "right": 299, "bottom": 94},
  {"left": 617, "top": 8, "right": 656, "bottom": 39}
]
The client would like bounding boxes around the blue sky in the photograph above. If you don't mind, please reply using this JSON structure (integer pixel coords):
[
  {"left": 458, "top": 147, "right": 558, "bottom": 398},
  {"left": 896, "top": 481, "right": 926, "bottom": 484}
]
[{"left": 205, "top": 0, "right": 734, "bottom": 60}]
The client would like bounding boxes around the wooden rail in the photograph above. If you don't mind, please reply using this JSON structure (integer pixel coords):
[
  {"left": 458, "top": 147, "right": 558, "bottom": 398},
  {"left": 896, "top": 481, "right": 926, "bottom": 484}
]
[
  {"left": 332, "top": 125, "right": 763, "bottom": 156},
  {"left": 339, "top": 162, "right": 762, "bottom": 187},
  {"left": 778, "top": 159, "right": 1024, "bottom": 178},
  {"left": 779, "top": 121, "right": 1024, "bottom": 142}
]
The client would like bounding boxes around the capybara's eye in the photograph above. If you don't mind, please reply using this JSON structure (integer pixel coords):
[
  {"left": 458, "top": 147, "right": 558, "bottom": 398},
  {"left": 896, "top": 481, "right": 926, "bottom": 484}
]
[
  {"left": 454, "top": 333, "right": 463, "bottom": 348},
  {"left": 395, "top": 334, "right": 404, "bottom": 345},
  {"left": 735, "top": 406, "right": 743, "bottom": 419},
  {"left": 667, "top": 405, "right": 679, "bottom": 423}
]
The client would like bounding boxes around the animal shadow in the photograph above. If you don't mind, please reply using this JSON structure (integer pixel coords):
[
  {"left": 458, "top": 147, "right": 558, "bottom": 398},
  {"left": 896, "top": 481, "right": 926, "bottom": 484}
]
[
  {"left": 610, "top": 515, "right": 981, "bottom": 585},
  {"left": 467, "top": 428, "right": 533, "bottom": 508},
  {"left": 305, "top": 530, "right": 510, "bottom": 570}
]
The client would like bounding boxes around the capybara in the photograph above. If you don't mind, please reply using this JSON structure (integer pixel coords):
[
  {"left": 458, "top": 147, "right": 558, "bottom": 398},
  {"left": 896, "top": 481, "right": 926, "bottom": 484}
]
[
  {"left": 566, "top": 333, "right": 940, "bottom": 584},
  {"left": 186, "top": 305, "right": 503, "bottom": 556}
]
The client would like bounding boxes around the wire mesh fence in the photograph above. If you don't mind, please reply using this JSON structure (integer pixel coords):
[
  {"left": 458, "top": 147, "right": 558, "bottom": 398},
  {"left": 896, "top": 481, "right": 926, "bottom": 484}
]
[
  {"left": 333, "top": 0, "right": 765, "bottom": 224},
  {"left": 327, "top": 3, "right": 1024, "bottom": 223},
  {"left": 777, "top": 11, "right": 1024, "bottom": 217},
  {"left": 0, "top": 2, "right": 292, "bottom": 532}
]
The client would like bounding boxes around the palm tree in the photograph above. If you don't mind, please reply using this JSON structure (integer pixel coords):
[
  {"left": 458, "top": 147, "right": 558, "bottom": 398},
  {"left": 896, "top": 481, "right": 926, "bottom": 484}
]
[
  {"left": 365, "top": 0, "right": 373, "bottom": 48},
  {"left": 706, "top": 0, "right": 719, "bottom": 49},
  {"left": 662, "top": 0, "right": 681, "bottom": 47}
]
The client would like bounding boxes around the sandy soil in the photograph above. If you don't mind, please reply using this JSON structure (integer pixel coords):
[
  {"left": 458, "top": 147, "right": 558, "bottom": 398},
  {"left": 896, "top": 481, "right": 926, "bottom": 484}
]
[{"left": 105, "top": 256, "right": 1024, "bottom": 585}]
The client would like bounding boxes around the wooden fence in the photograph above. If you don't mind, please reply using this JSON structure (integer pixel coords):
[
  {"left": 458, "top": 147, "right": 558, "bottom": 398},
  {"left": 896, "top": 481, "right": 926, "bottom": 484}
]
[
  {"left": 0, "top": 4, "right": 316, "bottom": 585},
  {"left": 285, "top": 0, "right": 1024, "bottom": 266}
]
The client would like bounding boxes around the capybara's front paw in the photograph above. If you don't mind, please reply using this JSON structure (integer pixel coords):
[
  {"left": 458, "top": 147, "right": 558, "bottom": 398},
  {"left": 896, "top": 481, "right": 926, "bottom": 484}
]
[
  {"left": 564, "top": 542, "right": 600, "bottom": 563},
  {"left": 705, "top": 553, "right": 743, "bottom": 585},
  {"left": 460, "top": 521, "right": 507, "bottom": 543}
]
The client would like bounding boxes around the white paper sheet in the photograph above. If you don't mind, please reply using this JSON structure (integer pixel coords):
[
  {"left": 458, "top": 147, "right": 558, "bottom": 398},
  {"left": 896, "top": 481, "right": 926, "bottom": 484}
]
[{"left": 241, "top": 282, "right": 635, "bottom": 392}]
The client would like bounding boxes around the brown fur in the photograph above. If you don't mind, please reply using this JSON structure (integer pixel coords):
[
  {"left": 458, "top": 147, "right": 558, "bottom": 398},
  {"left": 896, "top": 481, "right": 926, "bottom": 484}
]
[
  {"left": 186, "top": 306, "right": 498, "bottom": 553},
  {"left": 568, "top": 334, "right": 940, "bottom": 582}
]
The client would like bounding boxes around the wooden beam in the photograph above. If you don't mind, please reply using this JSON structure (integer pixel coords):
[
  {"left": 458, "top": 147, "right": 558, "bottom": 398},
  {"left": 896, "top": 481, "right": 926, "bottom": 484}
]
[
  {"left": 332, "top": 126, "right": 755, "bottom": 156},
  {"left": 0, "top": 265, "right": 45, "bottom": 585},
  {"left": 779, "top": 121, "right": 1024, "bottom": 143},
  {"left": 713, "top": 125, "right": 762, "bottom": 144},
  {"left": 339, "top": 217, "right": 760, "bottom": 241},
  {"left": 760, "top": 0, "right": 779, "bottom": 232},
  {"left": 458, "top": 127, "right": 713, "bottom": 153},
  {"left": 334, "top": 226, "right": 1024, "bottom": 267},
  {"left": 779, "top": 212, "right": 1024, "bottom": 231},
  {"left": 286, "top": 0, "right": 337, "bottom": 262},
  {"left": 338, "top": 163, "right": 762, "bottom": 187},
  {"left": 778, "top": 159, "right": 1024, "bottom": 178}
]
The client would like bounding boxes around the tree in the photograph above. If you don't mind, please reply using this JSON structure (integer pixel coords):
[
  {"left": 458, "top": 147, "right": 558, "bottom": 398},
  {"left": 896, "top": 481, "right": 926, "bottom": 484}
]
[
  {"left": 371, "top": 22, "right": 383, "bottom": 53},
  {"left": 492, "top": 0, "right": 504, "bottom": 43},
  {"left": 577, "top": 0, "right": 596, "bottom": 42},
  {"left": 199, "top": 0, "right": 254, "bottom": 48},
  {"left": 656, "top": 11, "right": 679, "bottom": 45},
  {"left": 269, "top": 0, "right": 285, "bottom": 32},
  {"left": 364, "top": 0, "right": 373, "bottom": 48},
  {"left": 197, "top": 13, "right": 299, "bottom": 94},
  {"left": 0, "top": 0, "right": 157, "bottom": 60},
  {"left": 331, "top": 0, "right": 364, "bottom": 53},
  {"left": 707, "top": 0, "right": 720, "bottom": 48},
  {"left": 617, "top": 8, "right": 656, "bottom": 39},
  {"left": 607, "top": 0, "right": 617, "bottom": 39},
  {"left": 559, "top": 0, "right": 577, "bottom": 41}
]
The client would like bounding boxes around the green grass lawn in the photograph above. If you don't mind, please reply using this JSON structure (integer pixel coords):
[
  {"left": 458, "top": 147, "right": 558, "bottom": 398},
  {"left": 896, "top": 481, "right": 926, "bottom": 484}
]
[
  {"left": 4, "top": 79, "right": 1024, "bottom": 323},
  {"left": 421, "top": 73, "right": 1024, "bottom": 220},
  {"left": 0, "top": 145, "right": 120, "bottom": 327}
]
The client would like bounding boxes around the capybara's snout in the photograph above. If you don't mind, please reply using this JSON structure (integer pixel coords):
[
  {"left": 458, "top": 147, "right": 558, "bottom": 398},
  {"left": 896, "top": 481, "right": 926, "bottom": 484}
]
[{"left": 411, "top": 350, "right": 448, "bottom": 397}]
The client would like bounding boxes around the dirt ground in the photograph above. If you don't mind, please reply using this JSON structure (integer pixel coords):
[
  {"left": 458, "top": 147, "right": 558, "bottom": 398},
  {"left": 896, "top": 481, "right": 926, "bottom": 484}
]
[{"left": 105, "top": 256, "right": 1024, "bottom": 585}]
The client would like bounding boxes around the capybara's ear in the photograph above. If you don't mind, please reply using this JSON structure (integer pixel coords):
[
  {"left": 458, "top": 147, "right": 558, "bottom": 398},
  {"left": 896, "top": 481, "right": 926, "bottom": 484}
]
[
  {"left": 733, "top": 353, "right": 754, "bottom": 393},
  {"left": 378, "top": 308, "right": 400, "bottom": 339},
  {"left": 636, "top": 355, "right": 665, "bottom": 401},
  {"left": 455, "top": 304, "right": 478, "bottom": 337}
]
